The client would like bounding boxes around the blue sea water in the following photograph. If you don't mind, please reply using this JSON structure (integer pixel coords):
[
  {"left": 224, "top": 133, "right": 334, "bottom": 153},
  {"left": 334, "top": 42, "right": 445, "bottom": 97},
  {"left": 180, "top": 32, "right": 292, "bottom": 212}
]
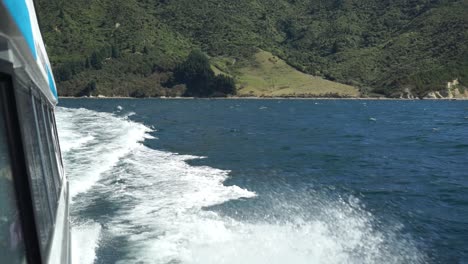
[{"left": 56, "top": 99, "right": 468, "bottom": 264}]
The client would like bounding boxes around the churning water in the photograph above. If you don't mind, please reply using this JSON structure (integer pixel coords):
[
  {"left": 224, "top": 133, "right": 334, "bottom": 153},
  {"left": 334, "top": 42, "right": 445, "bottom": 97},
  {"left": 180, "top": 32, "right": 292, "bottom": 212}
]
[{"left": 56, "top": 99, "right": 468, "bottom": 264}]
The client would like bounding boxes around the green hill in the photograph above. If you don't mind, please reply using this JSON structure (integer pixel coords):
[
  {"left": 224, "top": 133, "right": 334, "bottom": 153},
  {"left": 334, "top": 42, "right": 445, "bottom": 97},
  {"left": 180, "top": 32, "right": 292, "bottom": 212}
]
[
  {"left": 36, "top": 0, "right": 468, "bottom": 98},
  {"left": 233, "top": 50, "right": 358, "bottom": 97}
]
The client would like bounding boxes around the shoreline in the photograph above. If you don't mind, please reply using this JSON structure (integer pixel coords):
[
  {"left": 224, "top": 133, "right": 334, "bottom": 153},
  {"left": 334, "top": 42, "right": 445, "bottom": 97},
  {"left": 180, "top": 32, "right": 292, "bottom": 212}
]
[{"left": 59, "top": 96, "right": 468, "bottom": 101}]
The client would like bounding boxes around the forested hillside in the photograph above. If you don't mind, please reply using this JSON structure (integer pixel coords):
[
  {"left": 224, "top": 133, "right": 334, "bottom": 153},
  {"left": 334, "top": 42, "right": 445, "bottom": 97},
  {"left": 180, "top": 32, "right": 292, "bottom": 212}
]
[{"left": 36, "top": 0, "right": 468, "bottom": 97}]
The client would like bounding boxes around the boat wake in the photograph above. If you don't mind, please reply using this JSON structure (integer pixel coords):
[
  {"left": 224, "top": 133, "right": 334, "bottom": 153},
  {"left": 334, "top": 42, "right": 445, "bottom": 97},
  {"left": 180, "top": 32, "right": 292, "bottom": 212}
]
[{"left": 56, "top": 107, "right": 424, "bottom": 264}]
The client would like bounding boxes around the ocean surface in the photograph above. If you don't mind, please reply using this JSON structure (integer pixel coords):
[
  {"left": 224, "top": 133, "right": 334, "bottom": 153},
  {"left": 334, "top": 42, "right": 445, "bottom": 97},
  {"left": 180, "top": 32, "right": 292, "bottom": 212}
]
[{"left": 56, "top": 99, "right": 468, "bottom": 264}]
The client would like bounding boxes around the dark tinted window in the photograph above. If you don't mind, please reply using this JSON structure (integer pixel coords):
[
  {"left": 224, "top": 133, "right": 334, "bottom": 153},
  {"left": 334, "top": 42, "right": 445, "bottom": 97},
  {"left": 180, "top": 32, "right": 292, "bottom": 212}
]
[
  {"left": 15, "top": 89, "right": 54, "bottom": 253},
  {"left": 48, "top": 111, "right": 64, "bottom": 179},
  {"left": 40, "top": 104, "right": 61, "bottom": 197},
  {"left": 0, "top": 83, "right": 26, "bottom": 264},
  {"left": 34, "top": 99, "right": 58, "bottom": 203}
]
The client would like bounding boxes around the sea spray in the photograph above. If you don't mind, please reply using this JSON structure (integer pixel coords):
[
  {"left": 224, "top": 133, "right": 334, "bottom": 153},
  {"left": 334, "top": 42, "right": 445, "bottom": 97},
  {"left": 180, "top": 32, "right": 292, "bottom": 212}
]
[{"left": 56, "top": 106, "right": 425, "bottom": 264}]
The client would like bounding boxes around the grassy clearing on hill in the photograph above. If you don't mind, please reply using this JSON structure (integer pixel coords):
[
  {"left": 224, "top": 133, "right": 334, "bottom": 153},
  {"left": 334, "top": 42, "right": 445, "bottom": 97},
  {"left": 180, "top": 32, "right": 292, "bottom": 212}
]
[{"left": 233, "top": 51, "right": 359, "bottom": 97}]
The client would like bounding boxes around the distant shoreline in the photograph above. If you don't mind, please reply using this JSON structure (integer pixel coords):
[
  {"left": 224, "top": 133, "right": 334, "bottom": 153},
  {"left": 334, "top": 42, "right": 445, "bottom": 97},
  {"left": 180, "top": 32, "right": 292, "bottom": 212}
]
[{"left": 59, "top": 96, "right": 468, "bottom": 101}]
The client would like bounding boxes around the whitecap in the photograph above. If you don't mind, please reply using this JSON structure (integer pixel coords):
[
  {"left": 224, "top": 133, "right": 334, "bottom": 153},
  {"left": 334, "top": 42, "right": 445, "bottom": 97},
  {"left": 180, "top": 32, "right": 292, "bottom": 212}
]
[
  {"left": 56, "top": 106, "right": 424, "bottom": 264},
  {"left": 71, "top": 221, "right": 102, "bottom": 264}
]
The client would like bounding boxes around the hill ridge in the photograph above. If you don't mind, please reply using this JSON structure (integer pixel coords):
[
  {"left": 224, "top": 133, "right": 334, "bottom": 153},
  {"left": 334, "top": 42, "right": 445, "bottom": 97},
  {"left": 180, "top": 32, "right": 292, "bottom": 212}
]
[{"left": 36, "top": 0, "right": 468, "bottom": 98}]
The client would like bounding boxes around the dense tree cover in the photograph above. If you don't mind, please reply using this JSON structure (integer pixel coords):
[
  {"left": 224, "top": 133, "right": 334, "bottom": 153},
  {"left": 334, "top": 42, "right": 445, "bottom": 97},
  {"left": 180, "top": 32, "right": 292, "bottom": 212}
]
[
  {"left": 36, "top": 0, "right": 468, "bottom": 97},
  {"left": 174, "top": 51, "right": 236, "bottom": 97}
]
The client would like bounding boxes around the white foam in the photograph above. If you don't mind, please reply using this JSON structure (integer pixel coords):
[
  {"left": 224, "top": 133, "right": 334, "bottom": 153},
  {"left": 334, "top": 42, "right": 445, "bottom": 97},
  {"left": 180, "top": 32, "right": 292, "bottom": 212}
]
[
  {"left": 56, "top": 106, "right": 424, "bottom": 264},
  {"left": 71, "top": 221, "right": 102, "bottom": 264},
  {"left": 55, "top": 109, "right": 94, "bottom": 152},
  {"left": 56, "top": 107, "right": 150, "bottom": 199},
  {"left": 56, "top": 107, "right": 150, "bottom": 264},
  {"left": 107, "top": 146, "right": 422, "bottom": 264}
]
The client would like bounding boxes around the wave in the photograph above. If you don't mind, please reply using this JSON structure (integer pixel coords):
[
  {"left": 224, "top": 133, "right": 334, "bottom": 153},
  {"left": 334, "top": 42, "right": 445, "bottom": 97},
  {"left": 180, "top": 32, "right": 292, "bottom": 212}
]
[
  {"left": 56, "top": 107, "right": 424, "bottom": 264},
  {"left": 56, "top": 107, "right": 151, "bottom": 199},
  {"left": 71, "top": 221, "right": 102, "bottom": 264},
  {"left": 56, "top": 107, "right": 151, "bottom": 264}
]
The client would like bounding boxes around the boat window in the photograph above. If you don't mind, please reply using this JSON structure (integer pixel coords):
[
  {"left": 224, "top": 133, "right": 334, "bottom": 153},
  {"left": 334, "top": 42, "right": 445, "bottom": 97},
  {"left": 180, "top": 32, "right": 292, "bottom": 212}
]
[
  {"left": 48, "top": 110, "right": 64, "bottom": 178},
  {"left": 15, "top": 89, "right": 54, "bottom": 253},
  {"left": 42, "top": 104, "right": 61, "bottom": 196},
  {"left": 0, "top": 83, "right": 27, "bottom": 264},
  {"left": 34, "top": 99, "right": 58, "bottom": 203}
]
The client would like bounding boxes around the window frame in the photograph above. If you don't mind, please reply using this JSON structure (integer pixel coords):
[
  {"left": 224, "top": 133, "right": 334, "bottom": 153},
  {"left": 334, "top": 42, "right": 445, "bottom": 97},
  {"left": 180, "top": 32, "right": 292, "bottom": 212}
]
[
  {"left": 0, "top": 71, "right": 43, "bottom": 263},
  {"left": 41, "top": 103, "right": 62, "bottom": 198},
  {"left": 32, "top": 96, "right": 59, "bottom": 207}
]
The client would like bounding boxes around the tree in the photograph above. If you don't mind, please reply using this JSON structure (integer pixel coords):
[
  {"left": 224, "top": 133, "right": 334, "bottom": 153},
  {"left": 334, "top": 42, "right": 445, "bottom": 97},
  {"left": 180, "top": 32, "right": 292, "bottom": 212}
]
[
  {"left": 174, "top": 50, "right": 215, "bottom": 97},
  {"left": 77, "top": 80, "right": 97, "bottom": 97},
  {"left": 55, "top": 65, "right": 72, "bottom": 82},
  {"left": 211, "top": 75, "right": 236, "bottom": 96},
  {"left": 111, "top": 45, "right": 120, "bottom": 58},
  {"left": 173, "top": 50, "right": 237, "bottom": 97},
  {"left": 90, "top": 51, "right": 102, "bottom": 69}
]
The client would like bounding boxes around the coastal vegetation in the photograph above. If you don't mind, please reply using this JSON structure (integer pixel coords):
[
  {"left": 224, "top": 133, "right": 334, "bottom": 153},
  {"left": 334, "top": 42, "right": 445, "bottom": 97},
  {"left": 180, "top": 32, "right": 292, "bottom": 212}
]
[
  {"left": 172, "top": 50, "right": 236, "bottom": 97},
  {"left": 36, "top": 0, "right": 468, "bottom": 98}
]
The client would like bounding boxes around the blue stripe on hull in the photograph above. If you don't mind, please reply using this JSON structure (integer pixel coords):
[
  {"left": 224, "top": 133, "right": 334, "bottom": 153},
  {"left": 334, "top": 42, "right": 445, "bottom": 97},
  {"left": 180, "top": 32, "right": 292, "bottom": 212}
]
[
  {"left": 46, "top": 64, "right": 57, "bottom": 98},
  {"left": 3, "top": 0, "right": 37, "bottom": 59}
]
